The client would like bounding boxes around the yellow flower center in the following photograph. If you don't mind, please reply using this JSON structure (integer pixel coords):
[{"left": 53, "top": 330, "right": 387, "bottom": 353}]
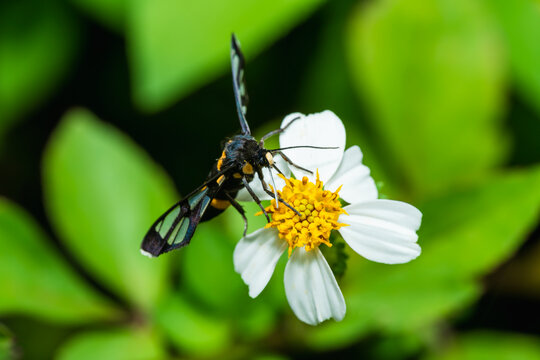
[{"left": 261, "top": 172, "right": 348, "bottom": 256}]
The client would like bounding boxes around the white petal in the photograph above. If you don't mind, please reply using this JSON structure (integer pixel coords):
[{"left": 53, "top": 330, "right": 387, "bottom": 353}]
[
  {"left": 284, "top": 247, "right": 346, "bottom": 325},
  {"left": 325, "top": 146, "right": 378, "bottom": 204},
  {"left": 233, "top": 228, "right": 286, "bottom": 298},
  {"left": 236, "top": 155, "right": 290, "bottom": 201},
  {"left": 279, "top": 111, "right": 345, "bottom": 182},
  {"left": 339, "top": 200, "right": 422, "bottom": 264}
]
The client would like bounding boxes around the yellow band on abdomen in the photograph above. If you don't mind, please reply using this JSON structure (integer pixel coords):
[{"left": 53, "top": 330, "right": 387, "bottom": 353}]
[{"left": 211, "top": 198, "right": 230, "bottom": 210}]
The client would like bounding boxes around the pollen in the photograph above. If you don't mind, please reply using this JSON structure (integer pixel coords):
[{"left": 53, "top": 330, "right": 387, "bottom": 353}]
[{"left": 260, "top": 172, "right": 348, "bottom": 256}]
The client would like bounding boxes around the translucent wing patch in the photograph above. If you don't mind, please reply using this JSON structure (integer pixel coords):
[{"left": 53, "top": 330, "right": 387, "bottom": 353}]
[
  {"left": 141, "top": 186, "right": 214, "bottom": 257},
  {"left": 164, "top": 190, "right": 212, "bottom": 248},
  {"left": 231, "top": 34, "right": 250, "bottom": 135}
]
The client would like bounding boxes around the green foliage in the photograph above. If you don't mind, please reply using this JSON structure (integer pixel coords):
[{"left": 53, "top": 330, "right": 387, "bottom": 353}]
[
  {"left": 0, "top": 342, "right": 9, "bottom": 360},
  {"left": 42, "top": 109, "right": 177, "bottom": 310},
  {"left": 0, "top": 1, "right": 77, "bottom": 140},
  {"left": 69, "top": 0, "right": 324, "bottom": 111},
  {"left": 0, "top": 325, "right": 13, "bottom": 360},
  {"left": 0, "top": 198, "right": 119, "bottom": 323},
  {"left": 56, "top": 327, "right": 165, "bottom": 360},
  {"left": 425, "top": 331, "right": 540, "bottom": 360},
  {"left": 254, "top": 355, "right": 290, "bottom": 360},
  {"left": 414, "top": 167, "right": 540, "bottom": 279},
  {"left": 70, "top": 0, "right": 127, "bottom": 31},
  {"left": 348, "top": 0, "right": 507, "bottom": 197},
  {"left": 487, "top": 0, "right": 540, "bottom": 116},
  {"left": 154, "top": 294, "right": 231, "bottom": 356},
  {"left": 128, "top": 0, "right": 325, "bottom": 111}
]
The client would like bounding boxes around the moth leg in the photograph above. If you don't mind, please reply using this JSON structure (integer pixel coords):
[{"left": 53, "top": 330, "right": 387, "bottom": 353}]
[
  {"left": 256, "top": 169, "right": 302, "bottom": 217},
  {"left": 271, "top": 163, "right": 285, "bottom": 176},
  {"left": 241, "top": 177, "right": 270, "bottom": 222},
  {"left": 259, "top": 115, "right": 301, "bottom": 146},
  {"left": 275, "top": 150, "right": 313, "bottom": 174},
  {"left": 225, "top": 192, "right": 248, "bottom": 237}
]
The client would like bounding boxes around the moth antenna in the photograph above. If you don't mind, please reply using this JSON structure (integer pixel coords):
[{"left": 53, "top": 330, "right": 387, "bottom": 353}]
[{"left": 269, "top": 145, "right": 338, "bottom": 152}]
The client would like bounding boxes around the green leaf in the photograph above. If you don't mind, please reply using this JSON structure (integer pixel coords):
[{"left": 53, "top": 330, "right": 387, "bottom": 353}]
[
  {"left": 307, "top": 167, "right": 540, "bottom": 350},
  {"left": 56, "top": 327, "right": 165, "bottom": 360},
  {"left": 413, "top": 168, "right": 540, "bottom": 279},
  {"left": 42, "top": 109, "right": 177, "bottom": 310},
  {"left": 0, "top": 325, "right": 13, "bottom": 360},
  {"left": 70, "top": 0, "right": 127, "bottom": 32},
  {"left": 254, "top": 355, "right": 291, "bottom": 360},
  {"left": 154, "top": 294, "right": 231, "bottom": 357},
  {"left": 370, "top": 332, "right": 428, "bottom": 360},
  {"left": 347, "top": 0, "right": 507, "bottom": 197},
  {"left": 486, "top": 0, "right": 540, "bottom": 117},
  {"left": 425, "top": 331, "right": 540, "bottom": 360},
  {"left": 128, "top": 0, "right": 324, "bottom": 112},
  {"left": 0, "top": 198, "right": 119, "bottom": 324},
  {"left": 0, "top": 1, "right": 78, "bottom": 137}
]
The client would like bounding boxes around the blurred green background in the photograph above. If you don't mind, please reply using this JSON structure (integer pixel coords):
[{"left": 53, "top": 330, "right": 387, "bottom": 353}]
[{"left": 1, "top": 0, "right": 540, "bottom": 359}]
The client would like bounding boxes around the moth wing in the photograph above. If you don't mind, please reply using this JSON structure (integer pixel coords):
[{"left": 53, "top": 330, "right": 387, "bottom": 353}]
[
  {"left": 140, "top": 186, "right": 216, "bottom": 257},
  {"left": 231, "top": 33, "right": 250, "bottom": 135}
]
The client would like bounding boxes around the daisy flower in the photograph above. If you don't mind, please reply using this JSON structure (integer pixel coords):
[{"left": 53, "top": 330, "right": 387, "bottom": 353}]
[{"left": 234, "top": 111, "right": 422, "bottom": 325}]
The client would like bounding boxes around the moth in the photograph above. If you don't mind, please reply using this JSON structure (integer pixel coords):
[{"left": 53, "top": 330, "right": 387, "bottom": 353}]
[{"left": 140, "top": 34, "right": 327, "bottom": 257}]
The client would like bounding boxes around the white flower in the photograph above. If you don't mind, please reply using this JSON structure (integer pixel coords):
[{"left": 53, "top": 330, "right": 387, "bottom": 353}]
[{"left": 234, "top": 111, "right": 422, "bottom": 325}]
